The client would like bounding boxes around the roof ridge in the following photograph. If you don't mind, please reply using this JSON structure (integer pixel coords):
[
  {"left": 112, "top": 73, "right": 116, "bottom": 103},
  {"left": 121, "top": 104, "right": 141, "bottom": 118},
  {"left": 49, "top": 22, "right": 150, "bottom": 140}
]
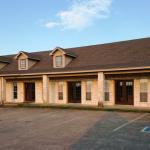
[
  {"left": 65, "top": 37, "right": 150, "bottom": 50},
  {"left": 1, "top": 37, "right": 150, "bottom": 57}
]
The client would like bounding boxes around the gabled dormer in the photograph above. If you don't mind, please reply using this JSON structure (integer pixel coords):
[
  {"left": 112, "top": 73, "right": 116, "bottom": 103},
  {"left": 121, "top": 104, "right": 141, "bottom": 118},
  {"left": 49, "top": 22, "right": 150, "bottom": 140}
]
[
  {"left": 0, "top": 56, "right": 10, "bottom": 69},
  {"left": 50, "top": 47, "right": 76, "bottom": 68},
  {"left": 15, "top": 51, "right": 40, "bottom": 70}
]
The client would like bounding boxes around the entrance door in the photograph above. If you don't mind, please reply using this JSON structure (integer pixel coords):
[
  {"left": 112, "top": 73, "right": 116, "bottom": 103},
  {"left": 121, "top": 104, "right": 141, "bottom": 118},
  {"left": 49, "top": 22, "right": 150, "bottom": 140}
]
[
  {"left": 25, "top": 83, "right": 35, "bottom": 102},
  {"left": 115, "top": 80, "right": 134, "bottom": 105},
  {"left": 68, "top": 82, "right": 81, "bottom": 103}
]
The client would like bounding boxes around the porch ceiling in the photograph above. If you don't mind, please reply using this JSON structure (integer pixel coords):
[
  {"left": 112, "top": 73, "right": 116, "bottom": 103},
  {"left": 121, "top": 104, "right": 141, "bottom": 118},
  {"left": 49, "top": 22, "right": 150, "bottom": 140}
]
[
  {"left": 49, "top": 75, "right": 97, "bottom": 81},
  {"left": 106, "top": 72, "right": 150, "bottom": 80}
]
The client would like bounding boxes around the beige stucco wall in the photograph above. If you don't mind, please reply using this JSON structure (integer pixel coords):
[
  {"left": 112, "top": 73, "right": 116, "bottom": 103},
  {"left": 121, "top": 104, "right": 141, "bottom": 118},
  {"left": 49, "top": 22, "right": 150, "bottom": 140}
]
[
  {"left": 81, "top": 80, "right": 98, "bottom": 105},
  {"left": 48, "top": 79, "right": 115, "bottom": 106},
  {"left": 4, "top": 76, "right": 150, "bottom": 108},
  {"left": 103, "top": 80, "right": 115, "bottom": 106},
  {"left": 134, "top": 79, "right": 150, "bottom": 107},
  {"left": 35, "top": 80, "right": 43, "bottom": 103},
  {"left": 49, "top": 81, "right": 56, "bottom": 103},
  {"left": 6, "top": 81, "right": 24, "bottom": 103},
  {"left": 5, "top": 80, "right": 43, "bottom": 103},
  {"left": 51, "top": 81, "right": 68, "bottom": 104}
]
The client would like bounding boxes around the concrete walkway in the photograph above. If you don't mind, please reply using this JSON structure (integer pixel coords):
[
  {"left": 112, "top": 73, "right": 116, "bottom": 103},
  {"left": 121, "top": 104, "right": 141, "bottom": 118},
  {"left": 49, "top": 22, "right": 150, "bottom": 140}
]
[{"left": 1, "top": 103, "right": 150, "bottom": 113}]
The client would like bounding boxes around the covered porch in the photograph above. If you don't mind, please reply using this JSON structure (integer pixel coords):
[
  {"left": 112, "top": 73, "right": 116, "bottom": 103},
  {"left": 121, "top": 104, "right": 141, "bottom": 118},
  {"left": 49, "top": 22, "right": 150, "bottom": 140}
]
[{"left": 0, "top": 70, "right": 150, "bottom": 108}]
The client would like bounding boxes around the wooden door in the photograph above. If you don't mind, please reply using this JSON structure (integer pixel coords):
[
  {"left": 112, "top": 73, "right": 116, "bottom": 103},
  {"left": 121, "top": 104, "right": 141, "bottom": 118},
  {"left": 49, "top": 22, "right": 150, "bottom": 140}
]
[
  {"left": 68, "top": 82, "right": 81, "bottom": 103},
  {"left": 25, "top": 83, "right": 35, "bottom": 102},
  {"left": 115, "top": 80, "right": 133, "bottom": 105}
]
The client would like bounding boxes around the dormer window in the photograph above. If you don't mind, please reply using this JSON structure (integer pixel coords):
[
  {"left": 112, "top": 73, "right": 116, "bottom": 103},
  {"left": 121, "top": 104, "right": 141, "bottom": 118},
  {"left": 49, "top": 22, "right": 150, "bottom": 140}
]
[
  {"left": 20, "top": 59, "right": 27, "bottom": 69},
  {"left": 15, "top": 51, "right": 40, "bottom": 71},
  {"left": 55, "top": 56, "right": 63, "bottom": 67},
  {"left": 50, "top": 47, "right": 76, "bottom": 68}
]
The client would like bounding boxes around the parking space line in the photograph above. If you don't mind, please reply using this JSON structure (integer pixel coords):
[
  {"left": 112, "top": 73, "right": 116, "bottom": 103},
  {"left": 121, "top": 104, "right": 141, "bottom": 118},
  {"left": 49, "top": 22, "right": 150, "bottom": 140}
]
[{"left": 113, "top": 113, "right": 148, "bottom": 132}]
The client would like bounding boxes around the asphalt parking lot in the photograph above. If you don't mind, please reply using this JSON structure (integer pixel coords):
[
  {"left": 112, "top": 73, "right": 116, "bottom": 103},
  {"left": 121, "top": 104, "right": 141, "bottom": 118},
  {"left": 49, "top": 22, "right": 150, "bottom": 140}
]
[{"left": 0, "top": 108, "right": 150, "bottom": 150}]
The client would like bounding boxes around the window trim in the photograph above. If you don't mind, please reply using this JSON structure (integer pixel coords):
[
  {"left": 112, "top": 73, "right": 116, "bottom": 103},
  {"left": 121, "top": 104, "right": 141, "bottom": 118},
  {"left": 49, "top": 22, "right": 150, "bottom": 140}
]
[
  {"left": 140, "top": 79, "right": 148, "bottom": 102},
  {"left": 86, "top": 81, "right": 92, "bottom": 101},
  {"left": 58, "top": 82, "right": 63, "bottom": 100},
  {"left": 104, "top": 80, "right": 110, "bottom": 101},
  {"left": 13, "top": 81, "right": 18, "bottom": 99},
  {"left": 55, "top": 55, "right": 63, "bottom": 68},
  {"left": 19, "top": 59, "right": 27, "bottom": 70}
]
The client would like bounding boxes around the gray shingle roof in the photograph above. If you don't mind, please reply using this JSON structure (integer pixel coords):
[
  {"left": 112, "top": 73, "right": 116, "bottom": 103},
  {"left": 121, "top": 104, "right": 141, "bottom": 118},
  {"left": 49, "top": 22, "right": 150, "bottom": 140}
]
[{"left": 1, "top": 37, "right": 150, "bottom": 75}]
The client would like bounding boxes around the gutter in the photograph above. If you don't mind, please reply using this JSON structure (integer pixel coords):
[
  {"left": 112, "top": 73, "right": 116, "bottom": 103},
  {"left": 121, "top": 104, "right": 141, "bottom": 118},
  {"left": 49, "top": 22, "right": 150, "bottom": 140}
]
[{"left": 1, "top": 66, "right": 150, "bottom": 77}]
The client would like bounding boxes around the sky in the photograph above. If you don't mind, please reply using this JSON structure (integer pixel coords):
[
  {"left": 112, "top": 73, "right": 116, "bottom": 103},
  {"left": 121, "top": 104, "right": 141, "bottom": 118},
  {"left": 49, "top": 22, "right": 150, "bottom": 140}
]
[{"left": 0, "top": 0, "right": 150, "bottom": 55}]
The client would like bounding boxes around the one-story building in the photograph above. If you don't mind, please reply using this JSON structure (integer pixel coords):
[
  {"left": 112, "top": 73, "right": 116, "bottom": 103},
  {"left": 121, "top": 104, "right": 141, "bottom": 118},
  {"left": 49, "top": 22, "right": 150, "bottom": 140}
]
[{"left": 1, "top": 38, "right": 150, "bottom": 107}]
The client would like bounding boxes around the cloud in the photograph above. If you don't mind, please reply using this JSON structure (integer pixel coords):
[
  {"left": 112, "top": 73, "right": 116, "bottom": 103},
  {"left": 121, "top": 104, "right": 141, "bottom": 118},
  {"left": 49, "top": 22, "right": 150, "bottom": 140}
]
[
  {"left": 44, "top": 0, "right": 112, "bottom": 30},
  {"left": 45, "top": 21, "right": 59, "bottom": 28}
]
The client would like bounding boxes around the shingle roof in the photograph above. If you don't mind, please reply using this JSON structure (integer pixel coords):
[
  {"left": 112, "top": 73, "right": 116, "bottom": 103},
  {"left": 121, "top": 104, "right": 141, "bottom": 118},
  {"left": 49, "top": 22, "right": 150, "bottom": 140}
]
[
  {"left": 0, "top": 56, "right": 10, "bottom": 63},
  {"left": 15, "top": 51, "right": 40, "bottom": 61},
  {"left": 50, "top": 47, "right": 77, "bottom": 58},
  {"left": 1, "top": 37, "right": 150, "bottom": 75}
]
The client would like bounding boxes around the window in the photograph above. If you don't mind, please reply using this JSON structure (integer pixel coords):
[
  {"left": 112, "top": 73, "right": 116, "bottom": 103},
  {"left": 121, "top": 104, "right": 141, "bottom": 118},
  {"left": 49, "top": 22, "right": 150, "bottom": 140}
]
[
  {"left": 140, "top": 79, "right": 148, "bottom": 102},
  {"left": 58, "top": 82, "right": 63, "bottom": 100},
  {"left": 126, "top": 81, "right": 133, "bottom": 97},
  {"left": 86, "top": 81, "right": 91, "bottom": 100},
  {"left": 13, "top": 81, "right": 17, "bottom": 99},
  {"left": 105, "top": 80, "right": 109, "bottom": 101},
  {"left": 20, "top": 59, "right": 27, "bottom": 69},
  {"left": 55, "top": 56, "right": 62, "bottom": 67}
]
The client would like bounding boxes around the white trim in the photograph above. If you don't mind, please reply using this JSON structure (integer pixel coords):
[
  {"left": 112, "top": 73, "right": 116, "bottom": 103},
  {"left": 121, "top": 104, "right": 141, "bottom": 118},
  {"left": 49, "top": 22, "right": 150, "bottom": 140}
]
[{"left": 2, "top": 66, "right": 150, "bottom": 77}]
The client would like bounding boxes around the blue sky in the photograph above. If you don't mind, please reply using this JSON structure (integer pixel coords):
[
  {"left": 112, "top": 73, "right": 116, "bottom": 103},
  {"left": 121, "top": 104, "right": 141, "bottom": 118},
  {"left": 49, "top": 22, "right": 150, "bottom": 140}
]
[{"left": 0, "top": 0, "right": 150, "bottom": 55}]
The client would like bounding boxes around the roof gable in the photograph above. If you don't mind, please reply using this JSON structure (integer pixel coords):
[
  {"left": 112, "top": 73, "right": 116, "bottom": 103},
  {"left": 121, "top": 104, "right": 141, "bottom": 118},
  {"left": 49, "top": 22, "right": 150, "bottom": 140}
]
[
  {"left": 50, "top": 47, "right": 76, "bottom": 58},
  {"left": 15, "top": 51, "right": 40, "bottom": 61}
]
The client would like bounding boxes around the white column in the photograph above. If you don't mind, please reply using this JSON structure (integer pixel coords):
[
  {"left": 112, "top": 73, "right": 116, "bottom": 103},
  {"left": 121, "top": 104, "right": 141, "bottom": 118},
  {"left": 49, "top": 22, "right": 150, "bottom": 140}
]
[
  {"left": 109, "top": 80, "right": 115, "bottom": 105},
  {"left": 0, "top": 77, "right": 2, "bottom": 103},
  {"left": 42, "top": 75, "right": 49, "bottom": 103},
  {"left": 63, "top": 81, "right": 68, "bottom": 104},
  {"left": 98, "top": 72, "right": 105, "bottom": 103},
  {"left": 0, "top": 77, "right": 6, "bottom": 103}
]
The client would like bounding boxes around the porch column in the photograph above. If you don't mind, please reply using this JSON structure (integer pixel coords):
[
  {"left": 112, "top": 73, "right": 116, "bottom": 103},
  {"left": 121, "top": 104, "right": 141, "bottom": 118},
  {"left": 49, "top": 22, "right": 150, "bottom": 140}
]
[
  {"left": 0, "top": 77, "right": 6, "bottom": 103},
  {"left": 63, "top": 81, "right": 68, "bottom": 104},
  {"left": 0, "top": 77, "right": 2, "bottom": 103},
  {"left": 42, "top": 75, "right": 49, "bottom": 103},
  {"left": 98, "top": 72, "right": 105, "bottom": 103}
]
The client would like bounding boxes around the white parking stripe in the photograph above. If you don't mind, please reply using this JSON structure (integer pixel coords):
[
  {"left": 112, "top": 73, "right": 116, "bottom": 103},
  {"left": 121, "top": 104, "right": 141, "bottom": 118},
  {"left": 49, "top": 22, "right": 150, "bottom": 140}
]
[{"left": 113, "top": 113, "right": 148, "bottom": 132}]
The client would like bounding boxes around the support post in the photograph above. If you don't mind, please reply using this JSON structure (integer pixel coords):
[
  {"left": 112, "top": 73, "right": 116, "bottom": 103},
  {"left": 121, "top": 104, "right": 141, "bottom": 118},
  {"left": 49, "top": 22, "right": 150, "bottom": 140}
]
[
  {"left": 42, "top": 75, "right": 49, "bottom": 103},
  {"left": 98, "top": 72, "right": 105, "bottom": 105},
  {"left": 0, "top": 77, "right": 6, "bottom": 104}
]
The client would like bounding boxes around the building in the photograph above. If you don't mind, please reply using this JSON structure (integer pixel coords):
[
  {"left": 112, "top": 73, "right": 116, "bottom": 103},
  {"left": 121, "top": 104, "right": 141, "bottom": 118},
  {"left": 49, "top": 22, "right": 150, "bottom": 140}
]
[{"left": 0, "top": 38, "right": 150, "bottom": 107}]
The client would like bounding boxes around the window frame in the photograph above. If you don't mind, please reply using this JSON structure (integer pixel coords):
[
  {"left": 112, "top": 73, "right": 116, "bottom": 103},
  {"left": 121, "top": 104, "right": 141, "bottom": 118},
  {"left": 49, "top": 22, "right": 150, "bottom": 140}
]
[
  {"left": 58, "top": 82, "right": 63, "bottom": 100},
  {"left": 86, "top": 81, "right": 92, "bottom": 101},
  {"left": 104, "top": 80, "right": 110, "bottom": 101},
  {"left": 19, "top": 59, "right": 27, "bottom": 69},
  {"left": 13, "top": 81, "right": 18, "bottom": 99},
  {"left": 140, "top": 79, "right": 148, "bottom": 102},
  {"left": 55, "top": 55, "right": 63, "bottom": 67}
]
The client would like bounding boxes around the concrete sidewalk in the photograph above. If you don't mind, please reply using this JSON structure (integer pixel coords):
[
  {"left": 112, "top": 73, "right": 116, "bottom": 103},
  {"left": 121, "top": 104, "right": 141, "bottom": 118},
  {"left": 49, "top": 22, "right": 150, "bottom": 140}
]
[{"left": 1, "top": 102, "right": 150, "bottom": 113}]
